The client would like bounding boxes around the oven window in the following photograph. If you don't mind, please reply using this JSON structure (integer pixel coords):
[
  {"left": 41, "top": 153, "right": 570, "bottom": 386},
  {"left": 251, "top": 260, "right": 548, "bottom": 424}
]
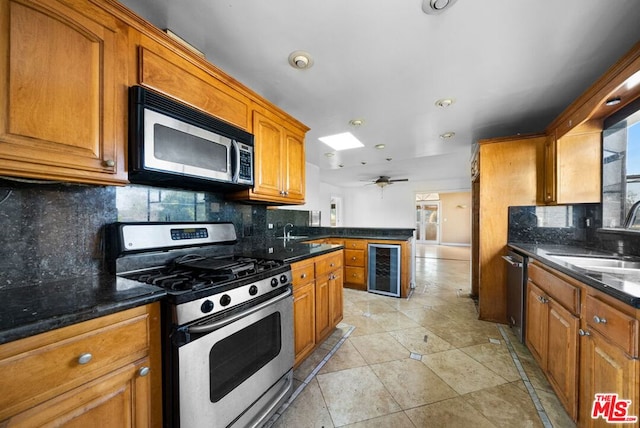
[
  {"left": 154, "top": 124, "right": 227, "bottom": 172},
  {"left": 209, "top": 312, "right": 282, "bottom": 402}
]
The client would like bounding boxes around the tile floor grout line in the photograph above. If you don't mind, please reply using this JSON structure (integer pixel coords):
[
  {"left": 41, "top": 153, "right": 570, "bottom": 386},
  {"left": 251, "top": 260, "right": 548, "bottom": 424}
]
[
  {"left": 498, "top": 324, "right": 554, "bottom": 428},
  {"left": 264, "top": 325, "right": 356, "bottom": 428}
]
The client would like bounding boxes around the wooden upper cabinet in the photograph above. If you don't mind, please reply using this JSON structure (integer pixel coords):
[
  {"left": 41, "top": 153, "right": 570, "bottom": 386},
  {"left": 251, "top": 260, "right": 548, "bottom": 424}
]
[
  {"left": 0, "top": 0, "right": 128, "bottom": 185},
  {"left": 228, "top": 109, "right": 307, "bottom": 205},
  {"left": 539, "top": 123, "right": 602, "bottom": 205},
  {"left": 135, "top": 35, "right": 251, "bottom": 130}
]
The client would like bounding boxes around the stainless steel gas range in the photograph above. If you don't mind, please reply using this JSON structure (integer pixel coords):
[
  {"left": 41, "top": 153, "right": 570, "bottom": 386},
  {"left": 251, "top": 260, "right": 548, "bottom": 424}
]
[{"left": 107, "top": 222, "right": 293, "bottom": 428}]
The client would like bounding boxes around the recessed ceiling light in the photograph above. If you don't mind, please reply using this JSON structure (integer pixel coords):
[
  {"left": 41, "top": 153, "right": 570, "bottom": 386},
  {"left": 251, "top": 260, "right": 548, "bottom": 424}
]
[
  {"left": 361, "top": 161, "right": 367, "bottom": 165},
  {"left": 338, "top": 164, "right": 344, "bottom": 168},
  {"left": 349, "top": 119, "right": 365, "bottom": 127},
  {"left": 375, "top": 144, "right": 385, "bottom": 149},
  {"left": 440, "top": 132, "right": 455, "bottom": 139},
  {"left": 422, "top": 0, "right": 459, "bottom": 15},
  {"left": 325, "top": 152, "right": 335, "bottom": 157},
  {"left": 435, "top": 98, "right": 455, "bottom": 108},
  {"left": 386, "top": 158, "right": 393, "bottom": 161},
  {"left": 605, "top": 97, "right": 621, "bottom": 106},
  {"left": 319, "top": 132, "right": 364, "bottom": 151},
  {"left": 288, "top": 51, "right": 313, "bottom": 70}
]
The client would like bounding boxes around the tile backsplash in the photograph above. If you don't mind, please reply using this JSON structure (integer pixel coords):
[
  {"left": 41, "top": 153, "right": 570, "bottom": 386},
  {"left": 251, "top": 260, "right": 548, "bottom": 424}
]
[{"left": 0, "top": 178, "right": 323, "bottom": 289}]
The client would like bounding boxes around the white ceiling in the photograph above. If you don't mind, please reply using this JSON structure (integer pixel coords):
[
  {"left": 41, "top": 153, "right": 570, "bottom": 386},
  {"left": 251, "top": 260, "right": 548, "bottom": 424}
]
[{"left": 119, "top": 0, "right": 640, "bottom": 190}]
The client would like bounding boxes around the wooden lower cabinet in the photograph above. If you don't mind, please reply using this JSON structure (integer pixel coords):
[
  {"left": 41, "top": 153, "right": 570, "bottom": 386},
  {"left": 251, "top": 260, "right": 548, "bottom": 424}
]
[
  {"left": 525, "top": 261, "right": 640, "bottom": 426},
  {"left": 293, "top": 280, "right": 316, "bottom": 365},
  {"left": 291, "top": 250, "right": 343, "bottom": 367},
  {"left": 526, "top": 262, "right": 580, "bottom": 421},
  {"left": 578, "top": 291, "right": 639, "bottom": 427},
  {"left": 0, "top": 303, "right": 161, "bottom": 427},
  {"left": 580, "top": 329, "right": 638, "bottom": 427}
]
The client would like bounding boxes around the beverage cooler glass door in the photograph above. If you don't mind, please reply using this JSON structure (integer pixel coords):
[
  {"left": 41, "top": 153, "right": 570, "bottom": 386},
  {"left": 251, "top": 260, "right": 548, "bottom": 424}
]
[{"left": 367, "top": 244, "right": 401, "bottom": 297}]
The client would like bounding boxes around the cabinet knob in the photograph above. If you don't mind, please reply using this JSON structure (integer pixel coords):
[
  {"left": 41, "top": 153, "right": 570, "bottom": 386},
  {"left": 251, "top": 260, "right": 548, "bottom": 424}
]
[
  {"left": 330, "top": 263, "right": 335, "bottom": 267},
  {"left": 77, "top": 353, "right": 93, "bottom": 365},
  {"left": 578, "top": 329, "right": 591, "bottom": 337},
  {"left": 351, "top": 257, "right": 357, "bottom": 261},
  {"left": 300, "top": 273, "right": 307, "bottom": 279},
  {"left": 352, "top": 273, "right": 357, "bottom": 277},
  {"left": 138, "top": 366, "right": 150, "bottom": 377},
  {"left": 537, "top": 295, "right": 549, "bottom": 304},
  {"left": 103, "top": 159, "right": 115, "bottom": 168},
  {"left": 593, "top": 315, "right": 607, "bottom": 324}
]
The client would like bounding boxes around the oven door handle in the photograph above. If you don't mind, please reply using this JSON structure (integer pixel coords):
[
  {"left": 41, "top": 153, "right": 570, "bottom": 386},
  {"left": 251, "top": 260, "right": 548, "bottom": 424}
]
[{"left": 186, "top": 288, "right": 292, "bottom": 334}]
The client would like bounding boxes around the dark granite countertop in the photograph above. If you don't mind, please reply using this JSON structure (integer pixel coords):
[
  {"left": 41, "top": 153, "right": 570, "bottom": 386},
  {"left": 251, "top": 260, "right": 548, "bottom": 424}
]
[
  {"left": 0, "top": 275, "right": 166, "bottom": 345},
  {"left": 508, "top": 243, "right": 640, "bottom": 308},
  {"left": 302, "top": 234, "right": 413, "bottom": 241},
  {"left": 235, "top": 240, "right": 344, "bottom": 263}
]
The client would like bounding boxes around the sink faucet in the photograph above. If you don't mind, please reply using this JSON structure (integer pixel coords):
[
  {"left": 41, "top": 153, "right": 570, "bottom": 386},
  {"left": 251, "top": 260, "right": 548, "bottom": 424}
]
[{"left": 284, "top": 223, "right": 294, "bottom": 239}]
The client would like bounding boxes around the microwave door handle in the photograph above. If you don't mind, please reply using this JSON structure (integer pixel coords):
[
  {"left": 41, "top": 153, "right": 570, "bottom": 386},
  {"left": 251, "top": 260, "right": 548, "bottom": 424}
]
[{"left": 231, "top": 140, "right": 240, "bottom": 183}]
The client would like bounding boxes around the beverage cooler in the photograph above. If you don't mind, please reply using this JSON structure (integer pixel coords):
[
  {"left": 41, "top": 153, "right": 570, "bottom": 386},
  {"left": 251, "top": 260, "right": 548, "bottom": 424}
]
[{"left": 367, "top": 244, "right": 401, "bottom": 297}]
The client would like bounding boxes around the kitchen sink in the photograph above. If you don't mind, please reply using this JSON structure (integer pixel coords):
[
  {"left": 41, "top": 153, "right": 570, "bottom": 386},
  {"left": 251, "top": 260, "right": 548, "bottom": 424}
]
[
  {"left": 548, "top": 254, "right": 640, "bottom": 274},
  {"left": 275, "top": 235, "right": 309, "bottom": 240}
]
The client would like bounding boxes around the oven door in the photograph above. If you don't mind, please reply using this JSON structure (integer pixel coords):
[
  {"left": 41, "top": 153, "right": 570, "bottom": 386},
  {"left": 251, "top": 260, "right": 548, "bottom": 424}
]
[{"left": 176, "top": 289, "right": 294, "bottom": 428}]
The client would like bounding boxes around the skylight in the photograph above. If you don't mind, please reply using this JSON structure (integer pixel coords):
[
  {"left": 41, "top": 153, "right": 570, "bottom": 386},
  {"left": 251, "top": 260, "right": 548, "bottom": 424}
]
[{"left": 319, "top": 132, "right": 364, "bottom": 151}]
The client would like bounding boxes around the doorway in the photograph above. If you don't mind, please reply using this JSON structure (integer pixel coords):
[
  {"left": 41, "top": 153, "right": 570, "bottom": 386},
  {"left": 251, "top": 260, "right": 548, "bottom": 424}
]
[{"left": 416, "top": 201, "right": 440, "bottom": 243}]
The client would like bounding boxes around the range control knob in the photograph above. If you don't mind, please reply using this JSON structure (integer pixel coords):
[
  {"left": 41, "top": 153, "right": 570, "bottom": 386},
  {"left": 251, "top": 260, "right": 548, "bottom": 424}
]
[
  {"left": 219, "top": 294, "right": 231, "bottom": 307},
  {"left": 270, "top": 278, "right": 279, "bottom": 287},
  {"left": 201, "top": 300, "right": 214, "bottom": 313},
  {"left": 280, "top": 275, "right": 288, "bottom": 284},
  {"left": 249, "top": 285, "right": 258, "bottom": 296}
]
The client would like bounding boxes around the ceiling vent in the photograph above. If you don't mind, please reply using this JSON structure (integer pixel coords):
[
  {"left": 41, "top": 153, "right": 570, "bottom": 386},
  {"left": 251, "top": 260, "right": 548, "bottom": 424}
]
[{"left": 422, "top": 0, "right": 459, "bottom": 15}]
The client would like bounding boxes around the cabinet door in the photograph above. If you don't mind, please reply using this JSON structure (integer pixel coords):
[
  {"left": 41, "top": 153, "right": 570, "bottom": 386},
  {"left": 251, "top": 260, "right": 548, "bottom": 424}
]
[
  {"left": 555, "top": 129, "right": 601, "bottom": 204},
  {"left": 580, "top": 330, "right": 639, "bottom": 427},
  {"left": 3, "top": 358, "right": 151, "bottom": 427},
  {"left": 283, "top": 130, "right": 305, "bottom": 201},
  {"left": 525, "top": 281, "right": 548, "bottom": 367},
  {"left": 329, "top": 269, "right": 344, "bottom": 328},
  {"left": 252, "top": 111, "right": 284, "bottom": 198},
  {"left": 0, "top": 0, "right": 128, "bottom": 185},
  {"left": 293, "top": 282, "right": 316, "bottom": 366},
  {"left": 546, "top": 300, "right": 579, "bottom": 421},
  {"left": 315, "top": 274, "right": 331, "bottom": 342}
]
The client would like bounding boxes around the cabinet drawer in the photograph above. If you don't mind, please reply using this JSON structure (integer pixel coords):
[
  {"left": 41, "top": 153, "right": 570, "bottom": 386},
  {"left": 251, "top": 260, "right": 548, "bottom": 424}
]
[
  {"left": 345, "top": 267, "right": 366, "bottom": 285},
  {"left": 345, "top": 249, "right": 365, "bottom": 267},
  {"left": 585, "top": 295, "right": 638, "bottom": 357},
  {"left": 0, "top": 310, "right": 150, "bottom": 420},
  {"left": 291, "top": 260, "right": 315, "bottom": 287},
  {"left": 344, "top": 239, "right": 366, "bottom": 250},
  {"left": 317, "top": 252, "right": 343, "bottom": 275},
  {"left": 528, "top": 262, "right": 580, "bottom": 315}
]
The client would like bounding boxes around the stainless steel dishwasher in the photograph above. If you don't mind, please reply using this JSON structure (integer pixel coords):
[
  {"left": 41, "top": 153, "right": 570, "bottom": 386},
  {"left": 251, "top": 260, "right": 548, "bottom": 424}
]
[{"left": 502, "top": 249, "right": 527, "bottom": 343}]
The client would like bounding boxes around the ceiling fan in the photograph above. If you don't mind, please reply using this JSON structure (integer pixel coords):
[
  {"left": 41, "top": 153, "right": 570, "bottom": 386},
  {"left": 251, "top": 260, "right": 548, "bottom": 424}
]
[{"left": 368, "top": 175, "right": 409, "bottom": 188}]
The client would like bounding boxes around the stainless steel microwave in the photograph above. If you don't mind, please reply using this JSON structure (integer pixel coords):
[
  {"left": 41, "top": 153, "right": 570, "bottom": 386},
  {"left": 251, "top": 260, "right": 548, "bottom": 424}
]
[{"left": 128, "top": 86, "right": 254, "bottom": 190}]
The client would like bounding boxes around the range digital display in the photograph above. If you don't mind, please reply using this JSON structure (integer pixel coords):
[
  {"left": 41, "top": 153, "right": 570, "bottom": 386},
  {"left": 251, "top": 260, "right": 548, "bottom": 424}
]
[{"left": 170, "top": 228, "right": 209, "bottom": 240}]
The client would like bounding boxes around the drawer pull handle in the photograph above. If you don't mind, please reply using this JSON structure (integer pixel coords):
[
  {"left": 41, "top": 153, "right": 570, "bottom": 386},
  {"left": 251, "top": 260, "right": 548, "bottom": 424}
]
[
  {"left": 593, "top": 315, "right": 607, "bottom": 324},
  {"left": 78, "top": 353, "right": 93, "bottom": 365},
  {"left": 537, "top": 296, "right": 549, "bottom": 304},
  {"left": 301, "top": 273, "right": 307, "bottom": 279},
  {"left": 138, "top": 366, "right": 150, "bottom": 377},
  {"left": 330, "top": 263, "right": 335, "bottom": 267},
  {"left": 578, "top": 329, "right": 591, "bottom": 337}
]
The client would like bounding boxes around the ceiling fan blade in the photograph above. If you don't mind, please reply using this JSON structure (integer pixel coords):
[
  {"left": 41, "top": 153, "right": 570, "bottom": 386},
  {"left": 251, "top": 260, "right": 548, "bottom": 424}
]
[{"left": 389, "top": 178, "right": 408, "bottom": 182}]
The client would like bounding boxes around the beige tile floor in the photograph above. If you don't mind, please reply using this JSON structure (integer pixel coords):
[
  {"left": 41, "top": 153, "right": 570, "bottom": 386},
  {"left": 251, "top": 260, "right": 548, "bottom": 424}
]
[{"left": 269, "top": 255, "right": 577, "bottom": 428}]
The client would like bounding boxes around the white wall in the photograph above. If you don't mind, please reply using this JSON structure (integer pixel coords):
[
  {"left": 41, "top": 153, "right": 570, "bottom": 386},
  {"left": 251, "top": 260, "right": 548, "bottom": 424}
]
[
  {"left": 284, "top": 164, "right": 470, "bottom": 230},
  {"left": 342, "top": 177, "right": 470, "bottom": 228}
]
